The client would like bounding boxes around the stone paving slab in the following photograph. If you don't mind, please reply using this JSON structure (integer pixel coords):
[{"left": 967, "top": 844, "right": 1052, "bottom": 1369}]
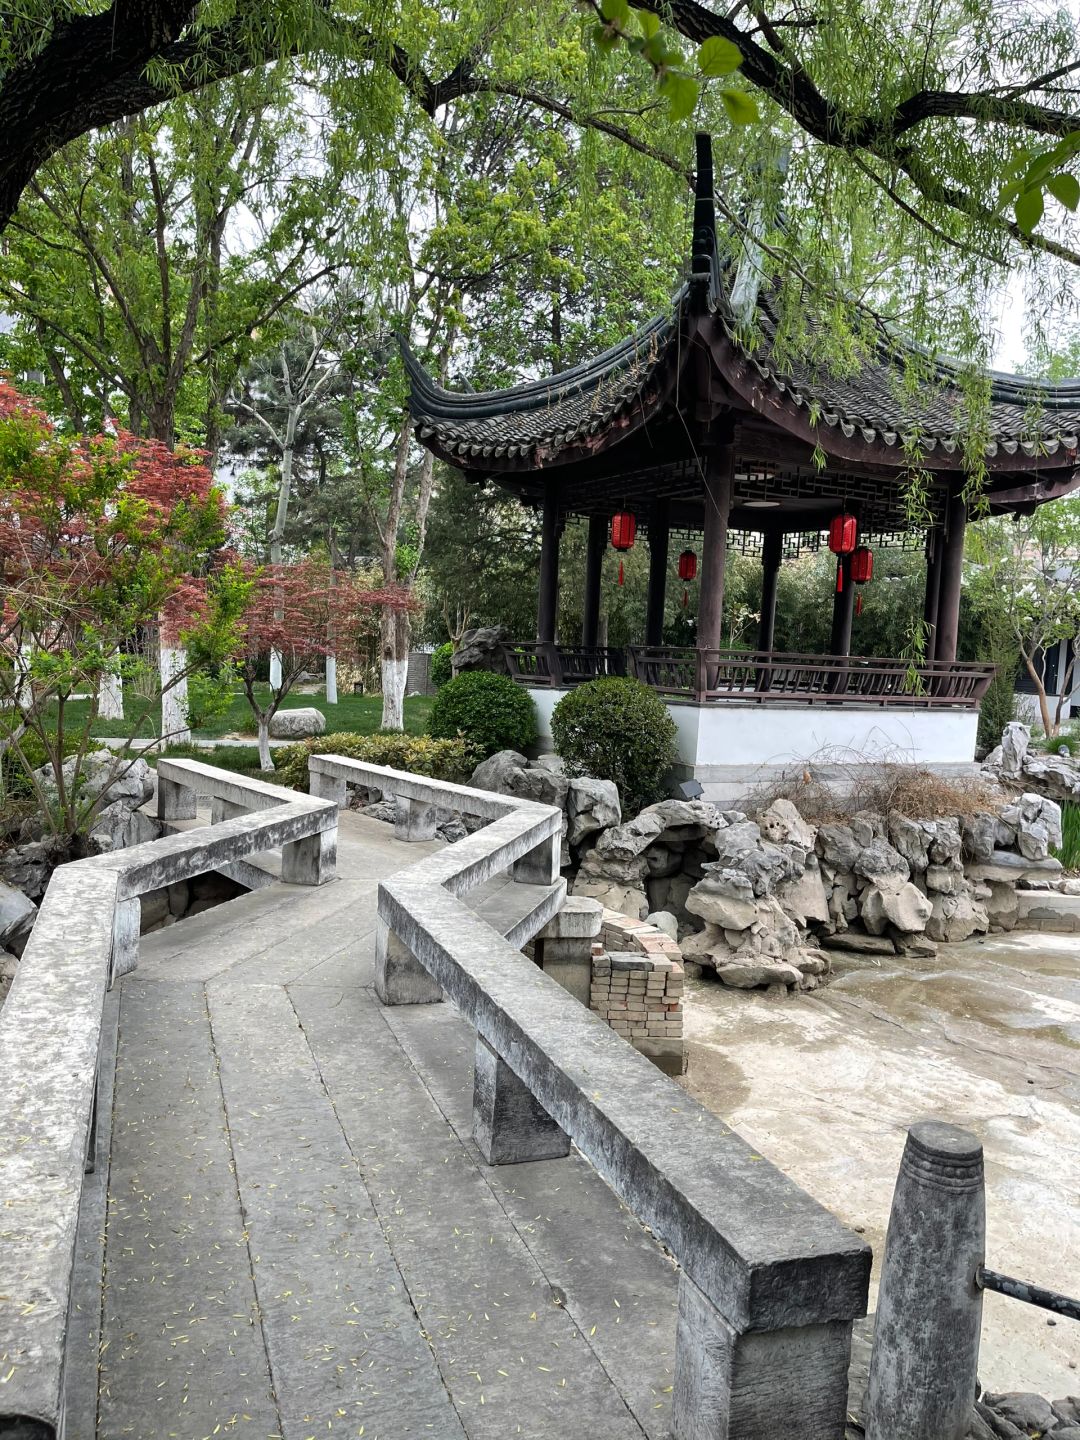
[
  {"left": 97, "top": 979, "right": 280, "bottom": 1440},
  {"left": 376, "top": 999, "right": 680, "bottom": 1436},
  {"left": 209, "top": 982, "right": 468, "bottom": 1439},
  {"left": 291, "top": 983, "right": 652, "bottom": 1440}
]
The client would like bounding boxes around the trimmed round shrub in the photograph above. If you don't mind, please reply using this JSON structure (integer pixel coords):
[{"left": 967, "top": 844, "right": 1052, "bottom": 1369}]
[
  {"left": 551, "top": 677, "right": 676, "bottom": 813},
  {"left": 274, "top": 731, "right": 478, "bottom": 791},
  {"left": 427, "top": 670, "right": 537, "bottom": 758},
  {"left": 429, "top": 642, "right": 454, "bottom": 690}
]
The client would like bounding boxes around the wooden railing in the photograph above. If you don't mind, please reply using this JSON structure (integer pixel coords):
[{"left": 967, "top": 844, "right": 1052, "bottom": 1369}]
[
  {"left": 630, "top": 647, "right": 995, "bottom": 707},
  {"left": 501, "top": 642, "right": 626, "bottom": 687},
  {"left": 501, "top": 642, "right": 994, "bottom": 708}
]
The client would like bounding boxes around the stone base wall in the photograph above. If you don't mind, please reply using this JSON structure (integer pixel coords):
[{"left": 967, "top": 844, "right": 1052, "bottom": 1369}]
[
  {"left": 591, "top": 910, "right": 685, "bottom": 1074},
  {"left": 1015, "top": 891, "right": 1080, "bottom": 932}
]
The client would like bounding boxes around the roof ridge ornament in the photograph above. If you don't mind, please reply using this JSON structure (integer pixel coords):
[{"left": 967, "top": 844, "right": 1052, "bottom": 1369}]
[{"left": 691, "top": 131, "right": 717, "bottom": 279}]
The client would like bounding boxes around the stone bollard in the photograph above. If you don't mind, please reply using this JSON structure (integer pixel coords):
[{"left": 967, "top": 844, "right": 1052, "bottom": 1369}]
[{"left": 864, "top": 1121, "right": 985, "bottom": 1440}]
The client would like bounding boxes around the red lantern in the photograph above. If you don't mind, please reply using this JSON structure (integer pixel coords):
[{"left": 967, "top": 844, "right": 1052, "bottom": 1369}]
[
  {"left": 828, "top": 512, "right": 858, "bottom": 556},
  {"left": 611, "top": 511, "right": 637, "bottom": 550},
  {"left": 851, "top": 545, "right": 873, "bottom": 616},
  {"left": 677, "top": 547, "right": 698, "bottom": 609},
  {"left": 850, "top": 546, "right": 874, "bottom": 585},
  {"left": 677, "top": 549, "right": 698, "bottom": 581},
  {"left": 611, "top": 511, "right": 636, "bottom": 586}
]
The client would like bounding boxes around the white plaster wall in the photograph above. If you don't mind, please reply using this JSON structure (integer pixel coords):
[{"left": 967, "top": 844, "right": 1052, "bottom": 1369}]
[
  {"left": 527, "top": 685, "right": 978, "bottom": 768},
  {"left": 688, "top": 703, "right": 979, "bottom": 770}
]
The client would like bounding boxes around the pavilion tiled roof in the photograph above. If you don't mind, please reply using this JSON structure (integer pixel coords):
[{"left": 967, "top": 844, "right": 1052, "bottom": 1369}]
[
  {"left": 723, "top": 289, "right": 1080, "bottom": 462},
  {"left": 401, "top": 305, "right": 682, "bottom": 464}
]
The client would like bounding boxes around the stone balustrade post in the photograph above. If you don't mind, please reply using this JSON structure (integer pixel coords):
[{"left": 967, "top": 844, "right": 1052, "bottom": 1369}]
[
  {"left": 472, "top": 1035, "right": 570, "bottom": 1165},
  {"left": 281, "top": 827, "right": 336, "bottom": 886},
  {"left": 864, "top": 1121, "right": 985, "bottom": 1440},
  {"left": 512, "top": 830, "right": 559, "bottom": 886},
  {"left": 110, "top": 897, "right": 140, "bottom": 983},
  {"left": 395, "top": 794, "right": 438, "bottom": 843},
  {"left": 310, "top": 768, "right": 347, "bottom": 808},
  {"left": 673, "top": 1274, "right": 853, "bottom": 1440},
  {"left": 211, "top": 796, "right": 248, "bottom": 825},
  {"left": 156, "top": 772, "right": 197, "bottom": 821},
  {"left": 374, "top": 916, "right": 442, "bottom": 1005},
  {"left": 536, "top": 896, "right": 602, "bottom": 1005}
]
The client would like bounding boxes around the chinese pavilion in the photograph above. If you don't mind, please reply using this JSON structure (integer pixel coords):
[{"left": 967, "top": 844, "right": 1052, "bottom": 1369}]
[{"left": 403, "top": 135, "right": 1080, "bottom": 789}]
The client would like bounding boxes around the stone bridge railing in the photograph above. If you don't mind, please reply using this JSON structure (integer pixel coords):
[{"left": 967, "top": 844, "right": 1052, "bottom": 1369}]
[
  {"left": 0, "top": 759, "right": 337, "bottom": 1440},
  {"left": 309, "top": 756, "right": 873, "bottom": 1440}
]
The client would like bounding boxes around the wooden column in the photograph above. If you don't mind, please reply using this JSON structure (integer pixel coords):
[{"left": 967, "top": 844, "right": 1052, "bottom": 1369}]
[
  {"left": 536, "top": 478, "right": 560, "bottom": 644},
  {"left": 757, "top": 526, "right": 783, "bottom": 653},
  {"left": 645, "top": 499, "right": 670, "bottom": 647},
  {"left": 830, "top": 553, "right": 856, "bottom": 658},
  {"left": 582, "top": 513, "right": 606, "bottom": 648},
  {"left": 936, "top": 491, "right": 967, "bottom": 666},
  {"left": 922, "top": 523, "right": 944, "bottom": 663},
  {"left": 696, "top": 448, "right": 733, "bottom": 654}
]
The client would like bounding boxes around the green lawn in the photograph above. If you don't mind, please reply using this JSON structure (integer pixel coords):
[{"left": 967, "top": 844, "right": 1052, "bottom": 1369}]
[{"left": 44, "top": 687, "right": 434, "bottom": 742}]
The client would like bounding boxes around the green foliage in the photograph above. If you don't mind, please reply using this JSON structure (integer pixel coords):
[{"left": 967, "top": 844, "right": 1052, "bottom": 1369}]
[
  {"left": 976, "top": 665, "right": 1019, "bottom": 755},
  {"left": 427, "top": 671, "right": 537, "bottom": 758},
  {"left": 590, "top": 2, "right": 757, "bottom": 125},
  {"left": 550, "top": 676, "right": 676, "bottom": 813},
  {"left": 998, "top": 132, "right": 1080, "bottom": 236},
  {"left": 0, "top": 723, "right": 81, "bottom": 799},
  {"left": 429, "top": 643, "right": 454, "bottom": 689},
  {"left": 966, "top": 498, "right": 1080, "bottom": 735},
  {"left": 1052, "top": 802, "right": 1080, "bottom": 871},
  {"left": 184, "top": 670, "right": 237, "bottom": 732},
  {"left": 274, "top": 731, "right": 478, "bottom": 791}
]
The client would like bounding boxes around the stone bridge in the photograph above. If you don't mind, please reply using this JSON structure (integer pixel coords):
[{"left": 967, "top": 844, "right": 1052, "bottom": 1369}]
[{"left": 0, "top": 758, "right": 871, "bottom": 1440}]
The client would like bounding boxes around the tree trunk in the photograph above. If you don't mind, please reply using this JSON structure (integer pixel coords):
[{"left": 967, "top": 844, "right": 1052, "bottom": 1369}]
[
  {"left": 1023, "top": 652, "right": 1054, "bottom": 737},
  {"left": 325, "top": 655, "right": 338, "bottom": 706},
  {"left": 268, "top": 403, "right": 298, "bottom": 693},
  {"left": 257, "top": 715, "right": 273, "bottom": 771},
  {"left": 98, "top": 656, "right": 124, "bottom": 721},
  {"left": 380, "top": 606, "right": 409, "bottom": 732},
  {"left": 160, "top": 642, "right": 191, "bottom": 746}
]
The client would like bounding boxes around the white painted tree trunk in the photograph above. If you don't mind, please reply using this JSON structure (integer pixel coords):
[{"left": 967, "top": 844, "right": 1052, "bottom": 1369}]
[
  {"left": 257, "top": 716, "right": 273, "bottom": 771},
  {"left": 15, "top": 642, "right": 33, "bottom": 707},
  {"left": 381, "top": 655, "right": 407, "bottom": 731},
  {"left": 325, "top": 655, "right": 338, "bottom": 706},
  {"left": 269, "top": 650, "right": 282, "bottom": 691},
  {"left": 380, "top": 607, "right": 409, "bottom": 731},
  {"left": 160, "top": 645, "right": 191, "bottom": 747},
  {"left": 98, "top": 656, "right": 124, "bottom": 721}
]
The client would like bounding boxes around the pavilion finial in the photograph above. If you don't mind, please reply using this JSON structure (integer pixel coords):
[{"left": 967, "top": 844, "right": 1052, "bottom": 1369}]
[{"left": 692, "top": 132, "right": 716, "bottom": 276}]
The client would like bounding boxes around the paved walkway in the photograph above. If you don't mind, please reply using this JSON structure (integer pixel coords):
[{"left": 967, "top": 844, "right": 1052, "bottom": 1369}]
[{"left": 73, "top": 813, "right": 679, "bottom": 1440}]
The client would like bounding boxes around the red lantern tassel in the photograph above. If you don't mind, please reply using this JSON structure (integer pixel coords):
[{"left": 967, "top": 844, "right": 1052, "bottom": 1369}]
[
  {"left": 618, "top": 559, "right": 624, "bottom": 586},
  {"left": 855, "top": 593, "right": 863, "bottom": 617},
  {"left": 683, "top": 588, "right": 688, "bottom": 609},
  {"left": 836, "top": 560, "right": 844, "bottom": 593}
]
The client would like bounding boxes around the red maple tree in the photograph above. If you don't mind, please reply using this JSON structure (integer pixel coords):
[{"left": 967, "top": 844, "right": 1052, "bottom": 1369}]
[{"left": 203, "top": 558, "right": 415, "bottom": 769}]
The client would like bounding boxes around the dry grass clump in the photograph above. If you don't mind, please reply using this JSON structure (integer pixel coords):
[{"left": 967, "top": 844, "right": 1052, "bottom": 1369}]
[
  {"left": 747, "top": 761, "right": 1002, "bottom": 825},
  {"left": 854, "top": 765, "right": 1002, "bottom": 821}
]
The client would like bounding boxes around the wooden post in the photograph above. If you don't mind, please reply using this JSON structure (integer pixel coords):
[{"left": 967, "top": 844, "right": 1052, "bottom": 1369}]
[
  {"left": 830, "top": 553, "right": 855, "bottom": 658},
  {"left": 697, "top": 448, "right": 733, "bottom": 656},
  {"left": 582, "top": 513, "right": 606, "bottom": 647},
  {"left": 936, "top": 491, "right": 967, "bottom": 666},
  {"left": 536, "top": 477, "right": 560, "bottom": 644},
  {"left": 645, "top": 499, "right": 670, "bottom": 646},
  {"left": 757, "top": 526, "right": 783, "bottom": 653},
  {"left": 923, "top": 523, "right": 943, "bottom": 663}
]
